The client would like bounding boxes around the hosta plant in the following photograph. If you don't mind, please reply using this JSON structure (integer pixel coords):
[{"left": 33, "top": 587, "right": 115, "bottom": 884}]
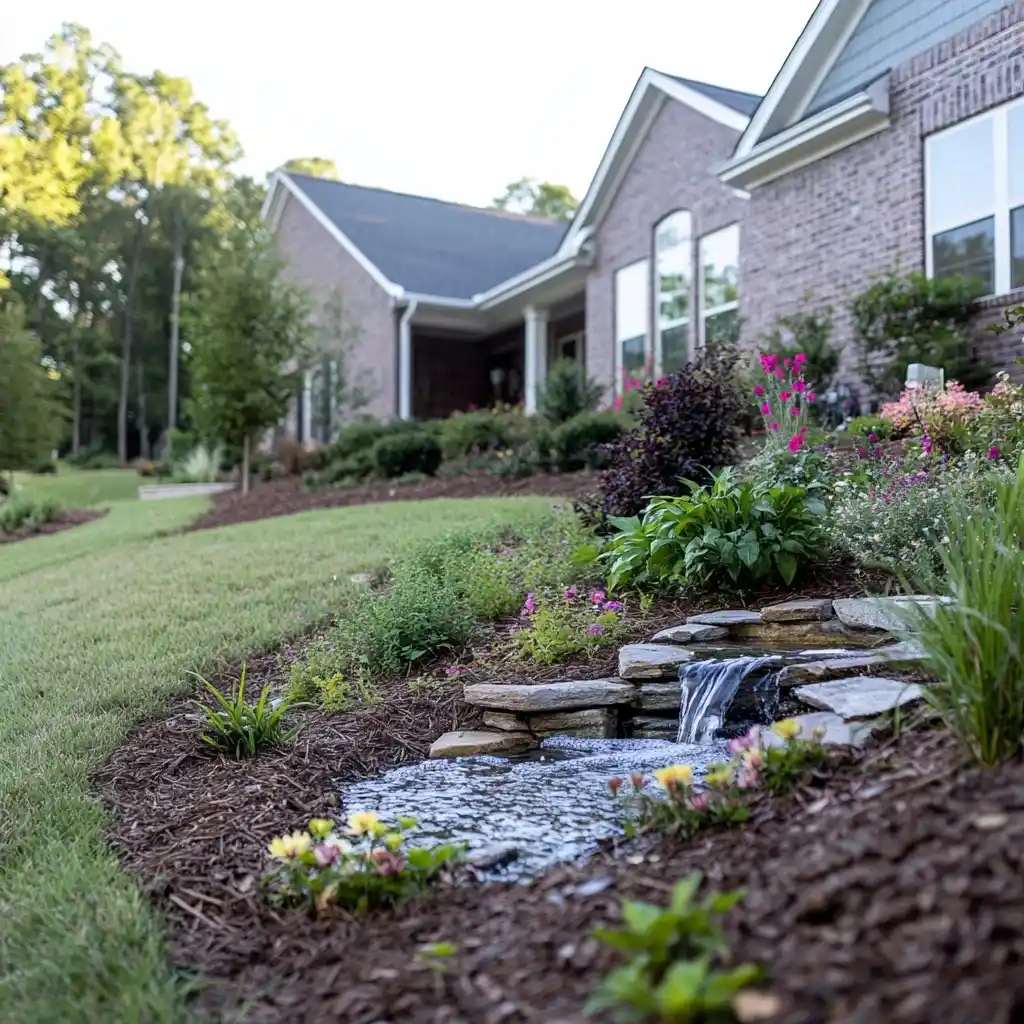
[
  {"left": 587, "top": 872, "right": 761, "bottom": 1023},
  {"left": 265, "top": 813, "right": 464, "bottom": 913},
  {"left": 604, "top": 466, "right": 825, "bottom": 592}
]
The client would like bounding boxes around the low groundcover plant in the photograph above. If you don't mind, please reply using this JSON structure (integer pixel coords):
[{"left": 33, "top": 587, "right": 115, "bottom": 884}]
[
  {"left": 265, "top": 812, "right": 465, "bottom": 913},
  {"left": 511, "top": 586, "right": 625, "bottom": 664}
]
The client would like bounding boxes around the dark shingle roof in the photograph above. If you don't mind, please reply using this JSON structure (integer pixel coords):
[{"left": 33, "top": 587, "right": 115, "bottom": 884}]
[
  {"left": 286, "top": 173, "right": 567, "bottom": 299},
  {"left": 660, "top": 73, "right": 762, "bottom": 117}
]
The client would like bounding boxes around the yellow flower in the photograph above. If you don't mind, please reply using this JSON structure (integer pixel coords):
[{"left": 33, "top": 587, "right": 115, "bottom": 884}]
[
  {"left": 346, "top": 810, "right": 381, "bottom": 836},
  {"left": 705, "top": 767, "right": 732, "bottom": 791},
  {"left": 308, "top": 818, "right": 334, "bottom": 839},
  {"left": 268, "top": 831, "right": 312, "bottom": 860},
  {"left": 383, "top": 832, "right": 403, "bottom": 852},
  {"left": 771, "top": 718, "right": 803, "bottom": 741},
  {"left": 654, "top": 764, "right": 693, "bottom": 790},
  {"left": 398, "top": 815, "right": 418, "bottom": 830}
]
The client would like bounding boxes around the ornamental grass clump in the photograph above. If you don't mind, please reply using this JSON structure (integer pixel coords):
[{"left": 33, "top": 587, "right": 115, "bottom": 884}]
[
  {"left": 265, "top": 813, "right": 464, "bottom": 913},
  {"left": 904, "top": 456, "right": 1024, "bottom": 765}
]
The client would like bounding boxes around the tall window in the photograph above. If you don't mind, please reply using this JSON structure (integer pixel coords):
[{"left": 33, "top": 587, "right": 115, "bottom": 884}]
[
  {"left": 925, "top": 98, "right": 1024, "bottom": 296},
  {"left": 699, "top": 224, "right": 740, "bottom": 346},
  {"left": 654, "top": 211, "right": 692, "bottom": 374},
  {"left": 614, "top": 258, "right": 649, "bottom": 385}
]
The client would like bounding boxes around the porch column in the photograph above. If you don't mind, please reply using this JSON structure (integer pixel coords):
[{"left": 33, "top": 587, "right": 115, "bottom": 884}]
[
  {"left": 301, "top": 369, "right": 314, "bottom": 443},
  {"left": 398, "top": 300, "right": 417, "bottom": 420},
  {"left": 524, "top": 305, "right": 549, "bottom": 415}
]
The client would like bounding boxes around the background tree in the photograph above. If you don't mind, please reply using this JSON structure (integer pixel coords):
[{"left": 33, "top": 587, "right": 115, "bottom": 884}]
[
  {"left": 283, "top": 157, "right": 339, "bottom": 180},
  {"left": 492, "top": 177, "right": 579, "bottom": 221},
  {"left": 0, "top": 300, "right": 63, "bottom": 487},
  {"left": 184, "top": 228, "right": 311, "bottom": 494}
]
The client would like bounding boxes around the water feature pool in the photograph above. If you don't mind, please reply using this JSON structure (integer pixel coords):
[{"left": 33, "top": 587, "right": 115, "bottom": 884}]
[{"left": 340, "top": 736, "right": 726, "bottom": 881}]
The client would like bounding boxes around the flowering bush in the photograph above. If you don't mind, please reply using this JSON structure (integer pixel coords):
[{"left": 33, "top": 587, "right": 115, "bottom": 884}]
[
  {"left": 604, "top": 466, "right": 825, "bottom": 592},
  {"left": 753, "top": 351, "right": 816, "bottom": 455},
  {"left": 265, "top": 813, "right": 464, "bottom": 913},
  {"left": 614, "top": 719, "right": 831, "bottom": 839},
  {"left": 511, "top": 587, "right": 624, "bottom": 664},
  {"left": 879, "top": 381, "right": 984, "bottom": 450}
]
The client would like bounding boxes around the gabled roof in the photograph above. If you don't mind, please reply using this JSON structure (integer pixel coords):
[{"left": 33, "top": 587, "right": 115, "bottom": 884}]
[
  {"left": 557, "top": 68, "right": 758, "bottom": 255},
  {"left": 276, "top": 173, "right": 567, "bottom": 300}
]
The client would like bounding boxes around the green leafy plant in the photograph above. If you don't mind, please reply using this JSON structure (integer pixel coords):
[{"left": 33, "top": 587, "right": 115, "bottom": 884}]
[
  {"left": 842, "top": 415, "right": 893, "bottom": 441},
  {"left": 604, "top": 466, "right": 825, "bottom": 592},
  {"left": 511, "top": 588, "right": 624, "bottom": 664},
  {"left": 265, "top": 813, "right": 464, "bottom": 913},
  {"left": 538, "top": 358, "right": 604, "bottom": 424},
  {"left": 850, "top": 267, "right": 987, "bottom": 399},
  {"left": 193, "top": 664, "right": 299, "bottom": 758},
  {"left": 587, "top": 872, "right": 761, "bottom": 1023},
  {"left": 903, "top": 457, "right": 1024, "bottom": 765},
  {"left": 549, "top": 410, "right": 630, "bottom": 471},
  {"left": 437, "top": 408, "right": 528, "bottom": 460},
  {"left": 174, "top": 443, "right": 223, "bottom": 483},
  {"left": 371, "top": 430, "right": 442, "bottom": 479},
  {"left": 0, "top": 493, "right": 60, "bottom": 534}
]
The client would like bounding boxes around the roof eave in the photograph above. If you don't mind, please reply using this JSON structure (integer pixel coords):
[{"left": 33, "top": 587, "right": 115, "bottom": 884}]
[{"left": 719, "top": 77, "right": 890, "bottom": 190}]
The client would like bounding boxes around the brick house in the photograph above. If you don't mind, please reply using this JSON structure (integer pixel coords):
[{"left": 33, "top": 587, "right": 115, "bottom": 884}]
[
  {"left": 263, "top": 69, "right": 758, "bottom": 434},
  {"left": 267, "top": 1, "right": 1024, "bottom": 436}
]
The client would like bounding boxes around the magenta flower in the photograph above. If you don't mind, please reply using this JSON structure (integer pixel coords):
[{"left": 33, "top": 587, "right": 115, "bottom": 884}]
[
  {"left": 806, "top": 392, "right": 816, "bottom": 403},
  {"left": 789, "top": 405, "right": 800, "bottom": 416},
  {"left": 587, "top": 623, "right": 605, "bottom": 636},
  {"left": 590, "top": 589, "right": 606, "bottom": 605},
  {"left": 753, "top": 385, "right": 765, "bottom": 397},
  {"left": 563, "top": 585, "right": 578, "bottom": 602},
  {"left": 521, "top": 593, "right": 536, "bottom": 617},
  {"left": 770, "top": 421, "right": 780, "bottom": 431},
  {"left": 794, "top": 352, "right": 807, "bottom": 365},
  {"left": 793, "top": 379, "right": 806, "bottom": 393},
  {"left": 868, "top": 433, "right": 879, "bottom": 442},
  {"left": 988, "top": 445, "right": 1001, "bottom": 460},
  {"left": 760, "top": 402, "right": 771, "bottom": 415},
  {"left": 774, "top": 368, "right": 785, "bottom": 380},
  {"left": 779, "top": 390, "right": 791, "bottom": 402},
  {"left": 922, "top": 433, "right": 933, "bottom": 455},
  {"left": 799, "top": 424, "right": 808, "bottom": 435},
  {"left": 788, "top": 434, "right": 804, "bottom": 454}
]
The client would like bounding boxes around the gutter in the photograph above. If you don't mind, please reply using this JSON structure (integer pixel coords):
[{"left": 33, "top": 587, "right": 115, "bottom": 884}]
[
  {"left": 473, "top": 232, "right": 595, "bottom": 311},
  {"left": 397, "top": 298, "right": 418, "bottom": 420}
]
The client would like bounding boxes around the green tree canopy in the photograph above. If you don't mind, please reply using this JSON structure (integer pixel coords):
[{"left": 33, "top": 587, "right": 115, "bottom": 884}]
[
  {"left": 492, "top": 177, "right": 579, "bottom": 221},
  {"left": 283, "top": 157, "right": 339, "bottom": 180}
]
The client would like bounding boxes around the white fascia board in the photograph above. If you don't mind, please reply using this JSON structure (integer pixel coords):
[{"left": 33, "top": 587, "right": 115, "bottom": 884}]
[
  {"left": 719, "top": 76, "right": 890, "bottom": 190},
  {"left": 270, "top": 171, "right": 403, "bottom": 299},
  {"left": 473, "top": 249, "right": 587, "bottom": 309},
  {"left": 647, "top": 71, "right": 751, "bottom": 132},
  {"left": 733, "top": 0, "right": 872, "bottom": 160}
]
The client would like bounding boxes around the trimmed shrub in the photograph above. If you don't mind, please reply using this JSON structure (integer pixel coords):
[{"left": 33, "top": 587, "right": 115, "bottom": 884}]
[
  {"left": 31, "top": 457, "right": 57, "bottom": 475},
  {"left": 326, "top": 418, "right": 423, "bottom": 464},
  {"left": 580, "top": 347, "right": 745, "bottom": 522},
  {"left": 537, "top": 359, "right": 604, "bottom": 424},
  {"left": 437, "top": 409, "right": 528, "bottom": 460},
  {"left": 550, "top": 411, "right": 629, "bottom": 471},
  {"left": 0, "top": 493, "right": 60, "bottom": 534},
  {"left": 371, "top": 430, "right": 442, "bottom": 478}
]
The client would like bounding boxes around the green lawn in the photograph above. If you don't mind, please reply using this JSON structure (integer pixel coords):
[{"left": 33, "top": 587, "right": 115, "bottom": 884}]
[
  {"left": 0, "top": 495, "right": 558, "bottom": 1023},
  {"left": 12, "top": 465, "right": 142, "bottom": 507}
]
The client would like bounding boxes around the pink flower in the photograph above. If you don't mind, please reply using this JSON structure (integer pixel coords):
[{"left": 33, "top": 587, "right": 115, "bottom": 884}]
[
  {"left": 444, "top": 665, "right": 462, "bottom": 677},
  {"left": 784, "top": 357, "right": 793, "bottom": 368},
  {"left": 370, "top": 849, "right": 405, "bottom": 876},
  {"left": 726, "top": 734, "right": 752, "bottom": 756},
  {"left": 563, "top": 586, "right": 578, "bottom": 602},
  {"left": 793, "top": 380, "right": 806, "bottom": 392},
  {"left": 736, "top": 769, "right": 761, "bottom": 791},
  {"left": 778, "top": 391, "right": 791, "bottom": 402},
  {"left": 789, "top": 405, "right": 801, "bottom": 415},
  {"left": 988, "top": 445, "right": 1001, "bottom": 460},
  {"left": 630, "top": 773, "right": 645, "bottom": 791},
  {"left": 788, "top": 434, "right": 804, "bottom": 453},
  {"left": 590, "top": 590, "right": 606, "bottom": 605},
  {"left": 689, "top": 794, "right": 709, "bottom": 812},
  {"left": 521, "top": 593, "right": 536, "bottom": 617},
  {"left": 770, "top": 421, "right": 780, "bottom": 431},
  {"left": 753, "top": 385, "right": 765, "bottom": 397},
  {"left": 602, "top": 600, "right": 623, "bottom": 613},
  {"left": 774, "top": 368, "right": 785, "bottom": 380},
  {"left": 608, "top": 776, "right": 623, "bottom": 795},
  {"left": 313, "top": 843, "right": 340, "bottom": 867},
  {"left": 760, "top": 403, "right": 771, "bottom": 415},
  {"left": 587, "top": 623, "right": 605, "bottom": 636},
  {"left": 806, "top": 392, "right": 816, "bottom": 403},
  {"left": 868, "top": 433, "right": 879, "bottom": 442},
  {"left": 794, "top": 353, "right": 807, "bottom": 365},
  {"left": 799, "top": 425, "right": 808, "bottom": 435}
]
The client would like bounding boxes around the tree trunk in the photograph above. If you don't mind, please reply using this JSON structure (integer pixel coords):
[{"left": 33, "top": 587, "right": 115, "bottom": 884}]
[
  {"left": 71, "top": 335, "right": 82, "bottom": 457},
  {"left": 168, "top": 225, "right": 185, "bottom": 437},
  {"left": 242, "top": 433, "right": 251, "bottom": 497},
  {"left": 137, "top": 359, "right": 150, "bottom": 460},
  {"left": 118, "top": 217, "right": 147, "bottom": 466}
]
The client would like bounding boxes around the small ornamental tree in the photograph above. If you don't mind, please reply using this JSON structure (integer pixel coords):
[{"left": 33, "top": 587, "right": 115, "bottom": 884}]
[
  {"left": 185, "top": 230, "right": 312, "bottom": 494},
  {"left": 0, "top": 301, "right": 63, "bottom": 489}
]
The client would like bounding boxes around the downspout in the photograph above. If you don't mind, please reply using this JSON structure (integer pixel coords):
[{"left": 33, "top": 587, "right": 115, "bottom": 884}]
[{"left": 398, "top": 298, "right": 418, "bottom": 420}]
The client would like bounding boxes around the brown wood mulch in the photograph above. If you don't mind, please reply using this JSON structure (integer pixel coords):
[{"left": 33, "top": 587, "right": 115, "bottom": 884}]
[
  {"left": 0, "top": 507, "right": 105, "bottom": 545},
  {"left": 95, "top": 629, "right": 1024, "bottom": 1024},
  {"left": 186, "top": 471, "right": 601, "bottom": 533}
]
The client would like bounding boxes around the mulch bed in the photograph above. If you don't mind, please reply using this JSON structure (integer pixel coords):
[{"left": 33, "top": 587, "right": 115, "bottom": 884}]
[
  {"left": 95, "top": 631, "right": 1024, "bottom": 1024},
  {"left": 0, "top": 507, "right": 105, "bottom": 545},
  {"left": 187, "top": 471, "right": 601, "bottom": 532}
]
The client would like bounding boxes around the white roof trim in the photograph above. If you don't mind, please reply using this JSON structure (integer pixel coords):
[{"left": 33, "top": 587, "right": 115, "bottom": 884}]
[
  {"left": 558, "top": 67, "right": 752, "bottom": 256},
  {"left": 474, "top": 246, "right": 591, "bottom": 310},
  {"left": 720, "top": 75, "right": 890, "bottom": 190},
  {"left": 733, "top": 0, "right": 873, "bottom": 160},
  {"left": 263, "top": 170, "right": 403, "bottom": 299}
]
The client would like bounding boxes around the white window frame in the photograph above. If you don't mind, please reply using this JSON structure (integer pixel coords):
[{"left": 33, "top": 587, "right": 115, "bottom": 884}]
[
  {"left": 924, "top": 96, "right": 1024, "bottom": 298},
  {"left": 613, "top": 258, "right": 650, "bottom": 390},
  {"left": 698, "top": 223, "right": 740, "bottom": 347},
  {"left": 653, "top": 210, "right": 693, "bottom": 376}
]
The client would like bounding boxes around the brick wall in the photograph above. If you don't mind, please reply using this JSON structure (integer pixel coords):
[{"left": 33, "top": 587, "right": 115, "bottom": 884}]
[
  {"left": 275, "top": 193, "right": 398, "bottom": 421},
  {"left": 585, "top": 96, "right": 748, "bottom": 393},
  {"left": 741, "top": 1, "right": 1024, "bottom": 395}
]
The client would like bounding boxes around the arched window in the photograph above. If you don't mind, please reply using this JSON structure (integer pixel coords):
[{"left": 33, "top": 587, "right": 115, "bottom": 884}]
[{"left": 654, "top": 211, "right": 693, "bottom": 374}]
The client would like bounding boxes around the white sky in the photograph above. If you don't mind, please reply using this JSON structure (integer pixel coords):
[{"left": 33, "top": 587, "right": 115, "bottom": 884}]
[{"left": 2, "top": 1, "right": 817, "bottom": 208}]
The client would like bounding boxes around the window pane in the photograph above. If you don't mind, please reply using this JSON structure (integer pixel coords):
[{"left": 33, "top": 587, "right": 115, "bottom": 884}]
[
  {"left": 1010, "top": 105, "right": 1024, "bottom": 204},
  {"left": 927, "top": 117, "right": 994, "bottom": 230},
  {"left": 614, "top": 259, "right": 649, "bottom": 343},
  {"left": 701, "top": 224, "right": 740, "bottom": 309},
  {"left": 620, "top": 335, "right": 646, "bottom": 374},
  {"left": 656, "top": 211, "right": 692, "bottom": 325},
  {"left": 704, "top": 308, "right": 740, "bottom": 348},
  {"left": 1012, "top": 206, "right": 1024, "bottom": 290},
  {"left": 660, "top": 323, "right": 688, "bottom": 374},
  {"left": 932, "top": 216, "right": 994, "bottom": 293}
]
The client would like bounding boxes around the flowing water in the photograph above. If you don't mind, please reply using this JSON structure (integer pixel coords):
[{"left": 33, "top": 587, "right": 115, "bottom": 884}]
[
  {"left": 340, "top": 736, "right": 726, "bottom": 881},
  {"left": 676, "top": 655, "right": 783, "bottom": 744}
]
